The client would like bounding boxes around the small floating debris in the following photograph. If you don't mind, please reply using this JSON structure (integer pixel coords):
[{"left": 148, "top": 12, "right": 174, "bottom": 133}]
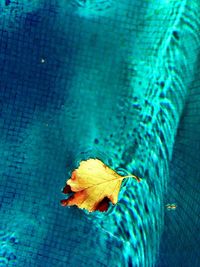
[{"left": 166, "top": 203, "right": 177, "bottom": 210}]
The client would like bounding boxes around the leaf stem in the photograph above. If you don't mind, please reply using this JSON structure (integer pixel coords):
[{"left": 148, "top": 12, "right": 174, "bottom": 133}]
[{"left": 122, "top": 174, "right": 141, "bottom": 182}]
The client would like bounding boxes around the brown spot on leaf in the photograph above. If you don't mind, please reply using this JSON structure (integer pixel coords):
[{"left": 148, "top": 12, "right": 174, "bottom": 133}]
[
  {"left": 95, "top": 197, "right": 110, "bottom": 212},
  {"left": 62, "top": 184, "right": 72, "bottom": 194}
]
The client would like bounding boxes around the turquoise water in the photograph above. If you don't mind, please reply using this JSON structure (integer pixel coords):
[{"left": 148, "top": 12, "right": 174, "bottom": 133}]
[{"left": 0, "top": 1, "right": 200, "bottom": 266}]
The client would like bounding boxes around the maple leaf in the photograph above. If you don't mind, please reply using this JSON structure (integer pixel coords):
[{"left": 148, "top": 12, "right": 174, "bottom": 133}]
[{"left": 60, "top": 159, "right": 141, "bottom": 212}]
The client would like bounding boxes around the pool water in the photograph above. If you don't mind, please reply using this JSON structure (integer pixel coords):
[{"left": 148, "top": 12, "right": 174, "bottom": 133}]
[{"left": 0, "top": 1, "right": 200, "bottom": 266}]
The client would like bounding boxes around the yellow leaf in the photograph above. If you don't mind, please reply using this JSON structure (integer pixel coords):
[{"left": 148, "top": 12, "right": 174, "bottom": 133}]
[{"left": 61, "top": 158, "right": 141, "bottom": 212}]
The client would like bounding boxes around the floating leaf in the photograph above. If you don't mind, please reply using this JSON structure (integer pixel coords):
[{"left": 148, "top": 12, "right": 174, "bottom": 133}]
[{"left": 61, "top": 158, "right": 141, "bottom": 212}]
